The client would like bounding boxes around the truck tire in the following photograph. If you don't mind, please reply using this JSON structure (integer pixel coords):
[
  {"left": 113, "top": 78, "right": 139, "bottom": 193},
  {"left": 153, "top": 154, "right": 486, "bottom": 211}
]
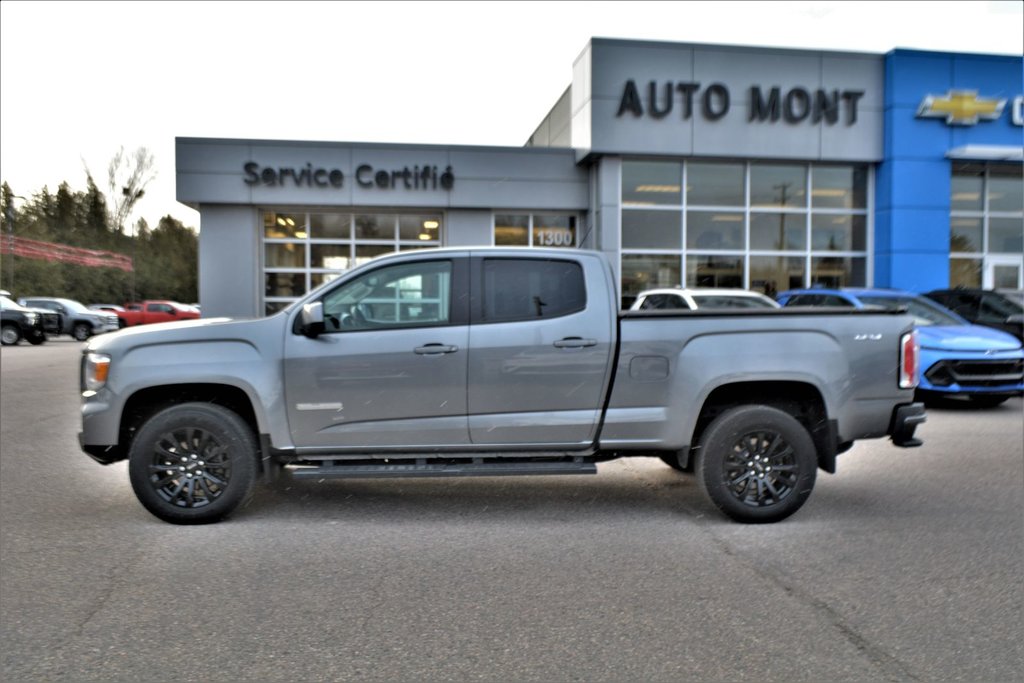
[
  {"left": 72, "top": 322, "right": 91, "bottom": 341},
  {"left": 695, "top": 405, "right": 816, "bottom": 524},
  {"left": 1, "top": 324, "right": 21, "bottom": 346},
  {"left": 128, "top": 403, "right": 258, "bottom": 524}
]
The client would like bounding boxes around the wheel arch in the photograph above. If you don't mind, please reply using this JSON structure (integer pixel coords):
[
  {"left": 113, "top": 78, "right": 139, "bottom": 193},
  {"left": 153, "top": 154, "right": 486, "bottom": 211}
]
[
  {"left": 690, "top": 381, "right": 840, "bottom": 473},
  {"left": 119, "top": 383, "right": 263, "bottom": 467}
]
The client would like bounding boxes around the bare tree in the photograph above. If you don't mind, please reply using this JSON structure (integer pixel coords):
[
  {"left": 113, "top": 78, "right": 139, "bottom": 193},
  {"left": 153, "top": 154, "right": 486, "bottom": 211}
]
[{"left": 107, "top": 146, "right": 156, "bottom": 233}]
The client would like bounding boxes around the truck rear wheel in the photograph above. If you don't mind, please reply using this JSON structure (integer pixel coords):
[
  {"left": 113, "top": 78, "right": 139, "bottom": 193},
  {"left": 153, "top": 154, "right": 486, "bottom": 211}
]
[
  {"left": 128, "top": 403, "right": 258, "bottom": 524},
  {"left": 695, "top": 405, "right": 816, "bottom": 524}
]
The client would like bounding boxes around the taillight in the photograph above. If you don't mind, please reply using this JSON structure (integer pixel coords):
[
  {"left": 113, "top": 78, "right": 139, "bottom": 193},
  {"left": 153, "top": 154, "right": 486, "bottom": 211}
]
[{"left": 899, "top": 330, "right": 919, "bottom": 389}]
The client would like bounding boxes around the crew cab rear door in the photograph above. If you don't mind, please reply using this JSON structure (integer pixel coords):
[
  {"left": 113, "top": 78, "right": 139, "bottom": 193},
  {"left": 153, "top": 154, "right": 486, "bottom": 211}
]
[{"left": 467, "top": 254, "right": 616, "bottom": 446}]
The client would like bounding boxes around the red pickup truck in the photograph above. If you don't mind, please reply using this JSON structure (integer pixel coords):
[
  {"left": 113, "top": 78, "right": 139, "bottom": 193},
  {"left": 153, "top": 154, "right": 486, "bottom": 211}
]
[{"left": 118, "top": 301, "right": 200, "bottom": 327}]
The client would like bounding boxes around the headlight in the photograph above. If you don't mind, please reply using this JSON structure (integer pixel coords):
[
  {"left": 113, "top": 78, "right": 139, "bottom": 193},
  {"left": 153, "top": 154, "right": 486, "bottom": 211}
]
[
  {"left": 26, "top": 313, "right": 38, "bottom": 323},
  {"left": 83, "top": 353, "right": 111, "bottom": 392}
]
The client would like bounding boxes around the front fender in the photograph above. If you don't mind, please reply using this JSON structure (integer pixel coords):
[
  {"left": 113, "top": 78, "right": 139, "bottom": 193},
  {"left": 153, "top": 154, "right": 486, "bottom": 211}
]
[{"left": 81, "top": 339, "right": 289, "bottom": 450}]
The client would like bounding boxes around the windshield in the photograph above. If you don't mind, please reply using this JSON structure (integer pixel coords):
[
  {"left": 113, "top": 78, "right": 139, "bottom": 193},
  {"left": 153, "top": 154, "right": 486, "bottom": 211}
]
[
  {"left": 858, "top": 295, "right": 964, "bottom": 327},
  {"left": 58, "top": 299, "right": 91, "bottom": 314},
  {"left": 997, "top": 290, "right": 1023, "bottom": 308},
  {"left": 983, "top": 293, "right": 1023, "bottom": 317},
  {"left": 691, "top": 294, "right": 777, "bottom": 309}
]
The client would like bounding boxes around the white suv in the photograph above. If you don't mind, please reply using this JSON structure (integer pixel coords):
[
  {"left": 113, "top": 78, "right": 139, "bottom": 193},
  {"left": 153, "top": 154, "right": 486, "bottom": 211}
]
[{"left": 630, "top": 288, "right": 780, "bottom": 311}]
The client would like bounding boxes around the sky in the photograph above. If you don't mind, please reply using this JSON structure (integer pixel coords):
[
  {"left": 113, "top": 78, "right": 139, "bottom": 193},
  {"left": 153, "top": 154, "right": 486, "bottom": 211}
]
[{"left": 1, "top": 0, "right": 1021, "bottom": 231}]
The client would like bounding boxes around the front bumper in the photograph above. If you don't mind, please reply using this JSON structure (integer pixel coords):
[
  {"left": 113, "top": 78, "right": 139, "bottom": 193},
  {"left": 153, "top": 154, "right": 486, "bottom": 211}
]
[
  {"left": 890, "top": 402, "right": 926, "bottom": 448},
  {"left": 919, "top": 350, "right": 1023, "bottom": 396},
  {"left": 78, "top": 432, "right": 125, "bottom": 464}
]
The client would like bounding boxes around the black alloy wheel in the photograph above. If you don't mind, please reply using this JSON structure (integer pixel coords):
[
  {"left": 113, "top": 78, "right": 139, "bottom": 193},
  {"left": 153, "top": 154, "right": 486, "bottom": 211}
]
[
  {"left": 128, "top": 403, "right": 257, "bottom": 524},
  {"left": 696, "top": 405, "right": 817, "bottom": 524}
]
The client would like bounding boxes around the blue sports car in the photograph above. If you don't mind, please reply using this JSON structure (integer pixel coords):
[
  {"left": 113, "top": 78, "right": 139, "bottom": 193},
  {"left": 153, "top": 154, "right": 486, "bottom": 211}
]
[{"left": 777, "top": 288, "right": 1024, "bottom": 407}]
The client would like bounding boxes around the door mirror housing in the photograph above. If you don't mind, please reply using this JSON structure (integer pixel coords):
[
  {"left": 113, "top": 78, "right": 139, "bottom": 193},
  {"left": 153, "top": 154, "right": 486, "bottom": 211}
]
[{"left": 300, "top": 301, "right": 326, "bottom": 338}]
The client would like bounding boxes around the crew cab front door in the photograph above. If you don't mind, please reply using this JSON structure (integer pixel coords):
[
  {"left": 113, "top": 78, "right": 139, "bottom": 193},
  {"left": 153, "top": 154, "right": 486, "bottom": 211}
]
[{"left": 284, "top": 257, "right": 470, "bottom": 449}]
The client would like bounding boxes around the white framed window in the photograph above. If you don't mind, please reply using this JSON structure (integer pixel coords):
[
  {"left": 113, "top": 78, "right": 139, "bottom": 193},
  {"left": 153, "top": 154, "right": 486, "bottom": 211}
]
[
  {"left": 262, "top": 210, "right": 443, "bottom": 315},
  {"left": 493, "top": 213, "right": 579, "bottom": 248},
  {"left": 619, "top": 160, "right": 871, "bottom": 307},
  {"left": 949, "top": 163, "right": 1023, "bottom": 288}
]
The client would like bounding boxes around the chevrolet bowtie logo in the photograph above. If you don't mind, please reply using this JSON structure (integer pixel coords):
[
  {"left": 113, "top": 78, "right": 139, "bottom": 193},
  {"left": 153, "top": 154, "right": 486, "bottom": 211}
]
[{"left": 917, "top": 90, "right": 1007, "bottom": 125}]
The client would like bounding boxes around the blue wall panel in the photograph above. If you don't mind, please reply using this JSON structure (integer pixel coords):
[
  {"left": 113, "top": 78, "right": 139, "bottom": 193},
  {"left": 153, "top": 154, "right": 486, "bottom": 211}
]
[
  {"left": 887, "top": 252, "right": 950, "bottom": 292},
  {"left": 887, "top": 106, "right": 956, "bottom": 158},
  {"left": 886, "top": 160, "right": 952, "bottom": 210},
  {"left": 952, "top": 55, "right": 1024, "bottom": 98},
  {"left": 878, "top": 49, "right": 1023, "bottom": 291},
  {"left": 888, "top": 208, "right": 950, "bottom": 253},
  {"left": 885, "top": 51, "right": 952, "bottom": 107}
]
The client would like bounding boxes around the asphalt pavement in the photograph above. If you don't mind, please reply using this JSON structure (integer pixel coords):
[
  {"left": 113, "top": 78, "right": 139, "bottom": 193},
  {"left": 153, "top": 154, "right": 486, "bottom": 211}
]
[{"left": 1, "top": 339, "right": 1021, "bottom": 682}]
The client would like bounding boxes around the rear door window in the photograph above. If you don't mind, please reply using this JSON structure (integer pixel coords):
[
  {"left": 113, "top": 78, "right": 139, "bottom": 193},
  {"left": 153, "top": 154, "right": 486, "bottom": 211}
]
[{"left": 479, "top": 258, "right": 586, "bottom": 322}]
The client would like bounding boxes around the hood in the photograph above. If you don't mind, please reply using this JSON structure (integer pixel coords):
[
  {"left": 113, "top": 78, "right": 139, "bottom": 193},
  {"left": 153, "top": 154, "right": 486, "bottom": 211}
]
[
  {"left": 85, "top": 315, "right": 282, "bottom": 354},
  {"left": 918, "top": 324, "right": 1023, "bottom": 352}
]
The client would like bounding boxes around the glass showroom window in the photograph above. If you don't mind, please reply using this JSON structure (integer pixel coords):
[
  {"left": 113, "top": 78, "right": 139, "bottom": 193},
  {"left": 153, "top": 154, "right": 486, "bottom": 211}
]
[
  {"left": 494, "top": 213, "right": 578, "bottom": 248},
  {"left": 263, "top": 210, "right": 442, "bottom": 315},
  {"left": 949, "top": 163, "right": 1024, "bottom": 288},
  {"left": 620, "top": 160, "right": 869, "bottom": 306}
]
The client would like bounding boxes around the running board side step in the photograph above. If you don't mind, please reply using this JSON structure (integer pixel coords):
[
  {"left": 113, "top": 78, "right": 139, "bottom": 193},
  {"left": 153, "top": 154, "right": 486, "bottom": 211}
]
[{"left": 288, "top": 459, "right": 597, "bottom": 480}]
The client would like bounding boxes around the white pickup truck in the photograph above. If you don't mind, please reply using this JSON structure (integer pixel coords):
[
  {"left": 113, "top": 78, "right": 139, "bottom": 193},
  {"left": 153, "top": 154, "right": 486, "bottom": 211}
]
[{"left": 79, "top": 248, "right": 925, "bottom": 524}]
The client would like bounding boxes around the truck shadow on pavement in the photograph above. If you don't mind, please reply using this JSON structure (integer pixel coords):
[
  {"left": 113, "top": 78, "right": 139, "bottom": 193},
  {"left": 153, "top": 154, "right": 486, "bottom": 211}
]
[{"left": 240, "top": 465, "right": 706, "bottom": 524}]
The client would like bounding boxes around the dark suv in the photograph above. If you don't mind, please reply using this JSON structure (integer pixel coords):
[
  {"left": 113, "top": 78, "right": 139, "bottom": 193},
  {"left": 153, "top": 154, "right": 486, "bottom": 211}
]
[
  {"left": 924, "top": 289, "right": 1024, "bottom": 341},
  {"left": 18, "top": 297, "right": 119, "bottom": 341},
  {"left": 1, "top": 294, "right": 46, "bottom": 345}
]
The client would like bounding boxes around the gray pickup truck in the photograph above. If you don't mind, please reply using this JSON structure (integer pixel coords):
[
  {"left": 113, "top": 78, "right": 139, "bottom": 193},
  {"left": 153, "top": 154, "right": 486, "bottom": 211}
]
[{"left": 79, "top": 248, "right": 925, "bottom": 525}]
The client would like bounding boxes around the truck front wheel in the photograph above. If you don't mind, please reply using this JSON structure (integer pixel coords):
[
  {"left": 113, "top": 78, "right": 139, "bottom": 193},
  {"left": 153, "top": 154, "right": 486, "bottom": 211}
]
[
  {"left": 128, "top": 403, "right": 258, "bottom": 524},
  {"left": 695, "top": 405, "right": 816, "bottom": 524}
]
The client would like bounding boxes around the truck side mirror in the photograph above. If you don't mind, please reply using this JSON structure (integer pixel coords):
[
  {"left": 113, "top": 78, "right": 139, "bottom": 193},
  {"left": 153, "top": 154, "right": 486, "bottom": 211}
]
[{"left": 300, "top": 301, "right": 326, "bottom": 338}]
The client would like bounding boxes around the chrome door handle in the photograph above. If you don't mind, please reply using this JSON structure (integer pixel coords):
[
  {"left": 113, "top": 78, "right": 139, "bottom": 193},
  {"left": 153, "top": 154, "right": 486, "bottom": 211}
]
[
  {"left": 414, "top": 343, "right": 459, "bottom": 355},
  {"left": 554, "top": 337, "right": 597, "bottom": 349}
]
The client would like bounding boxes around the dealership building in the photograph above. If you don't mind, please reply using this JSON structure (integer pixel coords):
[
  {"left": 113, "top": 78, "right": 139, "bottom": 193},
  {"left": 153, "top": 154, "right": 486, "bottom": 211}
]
[{"left": 175, "top": 38, "right": 1023, "bottom": 317}]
